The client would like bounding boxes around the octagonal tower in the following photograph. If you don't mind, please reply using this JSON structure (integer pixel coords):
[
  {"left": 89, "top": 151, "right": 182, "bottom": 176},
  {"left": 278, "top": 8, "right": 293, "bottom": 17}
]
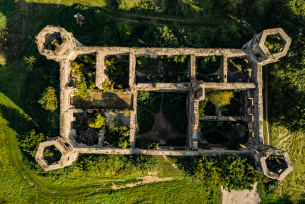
[
  {"left": 35, "top": 137, "right": 79, "bottom": 171},
  {"left": 252, "top": 145, "right": 293, "bottom": 180},
  {"left": 242, "top": 28, "right": 291, "bottom": 65}
]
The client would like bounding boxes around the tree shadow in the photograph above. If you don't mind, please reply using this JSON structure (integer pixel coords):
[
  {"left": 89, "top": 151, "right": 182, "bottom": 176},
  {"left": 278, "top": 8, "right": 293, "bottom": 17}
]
[{"left": 0, "top": 103, "right": 36, "bottom": 140}]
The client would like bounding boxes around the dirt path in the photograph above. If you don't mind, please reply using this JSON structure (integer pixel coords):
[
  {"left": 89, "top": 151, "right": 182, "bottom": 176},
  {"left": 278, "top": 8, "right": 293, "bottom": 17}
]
[
  {"left": 162, "top": 155, "right": 178, "bottom": 169},
  {"left": 111, "top": 176, "right": 173, "bottom": 190},
  {"left": 222, "top": 183, "right": 261, "bottom": 204}
]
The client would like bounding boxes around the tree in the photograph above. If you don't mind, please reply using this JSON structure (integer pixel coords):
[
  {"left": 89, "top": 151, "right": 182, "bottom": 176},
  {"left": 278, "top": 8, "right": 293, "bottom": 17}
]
[
  {"left": 20, "top": 129, "right": 47, "bottom": 157},
  {"left": 221, "top": 156, "right": 257, "bottom": 191},
  {"left": 88, "top": 113, "right": 106, "bottom": 129},
  {"left": 194, "top": 156, "right": 222, "bottom": 188},
  {"left": 207, "top": 90, "right": 233, "bottom": 107},
  {"left": 38, "top": 87, "right": 58, "bottom": 112},
  {"left": 109, "top": 120, "right": 130, "bottom": 149}
]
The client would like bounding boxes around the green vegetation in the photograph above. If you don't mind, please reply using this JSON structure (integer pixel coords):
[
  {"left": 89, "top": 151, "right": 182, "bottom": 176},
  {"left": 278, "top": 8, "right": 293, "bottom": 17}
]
[
  {"left": 106, "top": 56, "right": 129, "bottom": 89},
  {"left": 136, "top": 55, "right": 189, "bottom": 83},
  {"left": 163, "top": 93, "right": 188, "bottom": 132},
  {"left": 137, "top": 91, "right": 161, "bottom": 113},
  {"left": 137, "top": 108, "right": 154, "bottom": 134},
  {"left": 207, "top": 90, "right": 234, "bottom": 107},
  {"left": 38, "top": 87, "right": 58, "bottom": 112},
  {"left": 1, "top": 0, "right": 305, "bottom": 203},
  {"left": 195, "top": 156, "right": 257, "bottom": 191},
  {"left": 199, "top": 100, "right": 206, "bottom": 116},
  {"left": 43, "top": 145, "right": 62, "bottom": 164},
  {"left": 136, "top": 56, "right": 147, "bottom": 68},
  {"left": 200, "top": 121, "right": 248, "bottom": 149},
  {"left": 72, "top": 55, "right": 96, "bottom": 98},
  {"left": 169, "top": 155, "right": 258, "bottom": 192},
  {"left": 21, "top": 129, "right": 47, "bottom": 157},
  {"left": 264, "top": 36, "right": 282, "bottom": 54},
  {"left": 136, "top": 138, "right": 160, "bottom": 149},
  {"left": 228, "top": 57, "right": 247, "bottom": 72},
  {"left": 198, "top": 56, "right": 221, "bottom": 75},
  {"left": 106, "top": 119, "right": 130, "bottom": 149},
  {"left": 221, "top": 91, "right": 244, "bottom": 116},
  {"left": 88, "top": 113, "right": 106, "bottom": 129}
]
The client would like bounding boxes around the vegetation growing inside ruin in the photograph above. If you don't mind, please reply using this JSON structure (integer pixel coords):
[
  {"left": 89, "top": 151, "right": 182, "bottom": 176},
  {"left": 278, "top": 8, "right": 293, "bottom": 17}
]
[
  {"left": 43, "top": 145, "right": 62, "bottom": 164},
  {"left": 228, "top": 57, "right": 247, "bottom": 72},
  {"left": 198, "top": 90, "right": 235, "bottom": 116},
  {"left": 221, "top": 91, "right": 244, "bottom": 116},
  {"left": 105, "top": 119, "right": 130, "bottom": 149},
  {"left": 137, "top": 91, "right": 161, "bottom": 114},
  {"left": 38, "top": 87, "right": 58, "bottom": 112},
  {"left": 136, "top": 138, "right": 160, "bottom": 149},
  {"left": 136, "top": 91, "right": 161, "bottom": 134},
  {"left": 206, "top": 90, "right": 234, "bottom": 107},
  {"left": 200, "top": 121, "right": 248, "bottom": 149},
  {"left": 163, "top": 92, "right": 188, "bottom": 133},
  {"left": 137, "top": 108, "right": 155, "bottom": 134},
  {"left": 264, "top": 36, "right": 282, "bottom": 54},
  {"left": 74, "top": 111, "right": 103, "bottom": 146},
  {"left": 266, "top": 154, "right": 287, "bottom": 174},
  {"left": 196, "top": 56, "right": 221, "bottom": 82},
  {"left": 1, "top": 0, "right": 305, "bottom": 203},
  {"left": 72, "top": 55, "right": 96, "bottom": 98},
  {"left": 88, "top": 113, "right": 106, "bottom": 129},
  {"left": 106, "top": 55, "right": 129, "bottom": 89},
  {"left": 135, "top": 55, "right": 190, "bottom": 83}
]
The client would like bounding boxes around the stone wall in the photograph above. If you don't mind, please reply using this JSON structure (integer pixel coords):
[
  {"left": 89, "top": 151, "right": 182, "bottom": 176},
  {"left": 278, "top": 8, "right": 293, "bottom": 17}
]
[{"left": 35, "top": 25, "right": 293, "bottom": 180}]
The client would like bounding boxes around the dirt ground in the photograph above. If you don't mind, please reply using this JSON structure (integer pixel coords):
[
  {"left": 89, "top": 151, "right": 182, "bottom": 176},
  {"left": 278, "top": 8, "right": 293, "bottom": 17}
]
[
  {"left": 222, "top": 183, "right": 261, "bottom": 204},
  {"left": 111, "top": 175, "right": 173, "bottom": 190}
]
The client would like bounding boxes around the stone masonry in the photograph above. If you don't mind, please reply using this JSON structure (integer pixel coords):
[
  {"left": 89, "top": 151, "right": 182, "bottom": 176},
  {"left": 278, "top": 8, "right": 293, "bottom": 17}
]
[{"left": 35, "top": 25, "right": 293, "bottom": 180}]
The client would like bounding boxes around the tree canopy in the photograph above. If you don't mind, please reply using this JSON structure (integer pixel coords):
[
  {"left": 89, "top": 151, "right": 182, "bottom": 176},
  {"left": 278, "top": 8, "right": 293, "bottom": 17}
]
[
  {"left": 206, "top": 90, "right": 234, "bottom": 107},
  {"left": 38, "top": 87, "right": 58, "bottom": 112}
]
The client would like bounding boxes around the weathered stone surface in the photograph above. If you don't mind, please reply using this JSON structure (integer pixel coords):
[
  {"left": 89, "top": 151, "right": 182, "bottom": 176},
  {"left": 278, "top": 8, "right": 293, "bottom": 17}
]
[
  {"left": 35, "top": 26, "right": 293, "bottom": 180},
  {"left": 35, "top": 137, "right": 78, "bottom": 171},
  {"left": 251, "top": 145, "right": 293, "bottom": 180}
]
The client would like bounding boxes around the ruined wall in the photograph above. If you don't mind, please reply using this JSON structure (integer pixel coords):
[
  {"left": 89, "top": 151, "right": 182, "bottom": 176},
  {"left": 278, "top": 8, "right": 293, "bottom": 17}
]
[{"left": 35, "top": 25, "right": 292, "bottom": 180}]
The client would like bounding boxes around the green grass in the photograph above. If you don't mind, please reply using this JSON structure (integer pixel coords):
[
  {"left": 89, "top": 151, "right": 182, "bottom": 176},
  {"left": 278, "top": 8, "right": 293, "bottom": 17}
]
[{"left": 87, "top": 179, "right": 222, "bottom": 204}]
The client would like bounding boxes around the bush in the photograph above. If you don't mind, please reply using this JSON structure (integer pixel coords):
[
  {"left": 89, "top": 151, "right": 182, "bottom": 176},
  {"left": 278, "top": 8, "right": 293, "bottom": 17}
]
[
  {"left": 20, "top": 129, "right": 47, "bottom": 157},
  {"left": 108, "top": 119, "right": 130, "bottom": 149},
  {"left": 38, "top": 87, "right": 58, "bottom": 112},
  {"left": 193, "top": 155, "right": 257, "bottom": 191},
  {"left": 136, "top": 138, "right": 159, "bottom": 149},
  {"left": 221, "top": 156, "right": 257, "bottom": 191},
  {"left": 88, "top": 113, "right": 106, "bottom": 129},
  {"left": 72, "top": 55, "right": 96, "bottom": 97}
]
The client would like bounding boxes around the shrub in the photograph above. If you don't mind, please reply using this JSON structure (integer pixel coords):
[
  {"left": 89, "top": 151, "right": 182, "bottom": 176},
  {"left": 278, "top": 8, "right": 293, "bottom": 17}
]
[
  {"left": 88, "top": 113, "right": 106, "bottom": 129},
  {"left": 72, "top": 55, "right": 96, "bottom": 97},
  {"left": 123, "top": 108, "right": 132, "bottom": 117},
  {"left": 38, "top": 87, "right": 58, "bottom": 112},
  {"left": 136, "top": 138, "right": 159, "bottom": 149},
  {"left": 193, "top": 155, "right": 258, "bottom": 191},
  {"left": 108, "top": 119, "right": 130, "bottom": 149},
  {"left": 20, "top": 129, "right": 47, "bottom": 157},
  {"left": 221, "top": 156, "right": 257, "bottom": 191},
  {"left": 136, "top": 56, "right": 147, "bottom": 68}
]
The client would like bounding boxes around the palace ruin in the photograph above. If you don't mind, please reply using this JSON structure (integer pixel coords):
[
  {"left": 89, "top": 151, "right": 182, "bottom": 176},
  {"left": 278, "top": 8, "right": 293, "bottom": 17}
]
[{"left": 35, "top": 26, "right": 293, "bottom": 180}]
